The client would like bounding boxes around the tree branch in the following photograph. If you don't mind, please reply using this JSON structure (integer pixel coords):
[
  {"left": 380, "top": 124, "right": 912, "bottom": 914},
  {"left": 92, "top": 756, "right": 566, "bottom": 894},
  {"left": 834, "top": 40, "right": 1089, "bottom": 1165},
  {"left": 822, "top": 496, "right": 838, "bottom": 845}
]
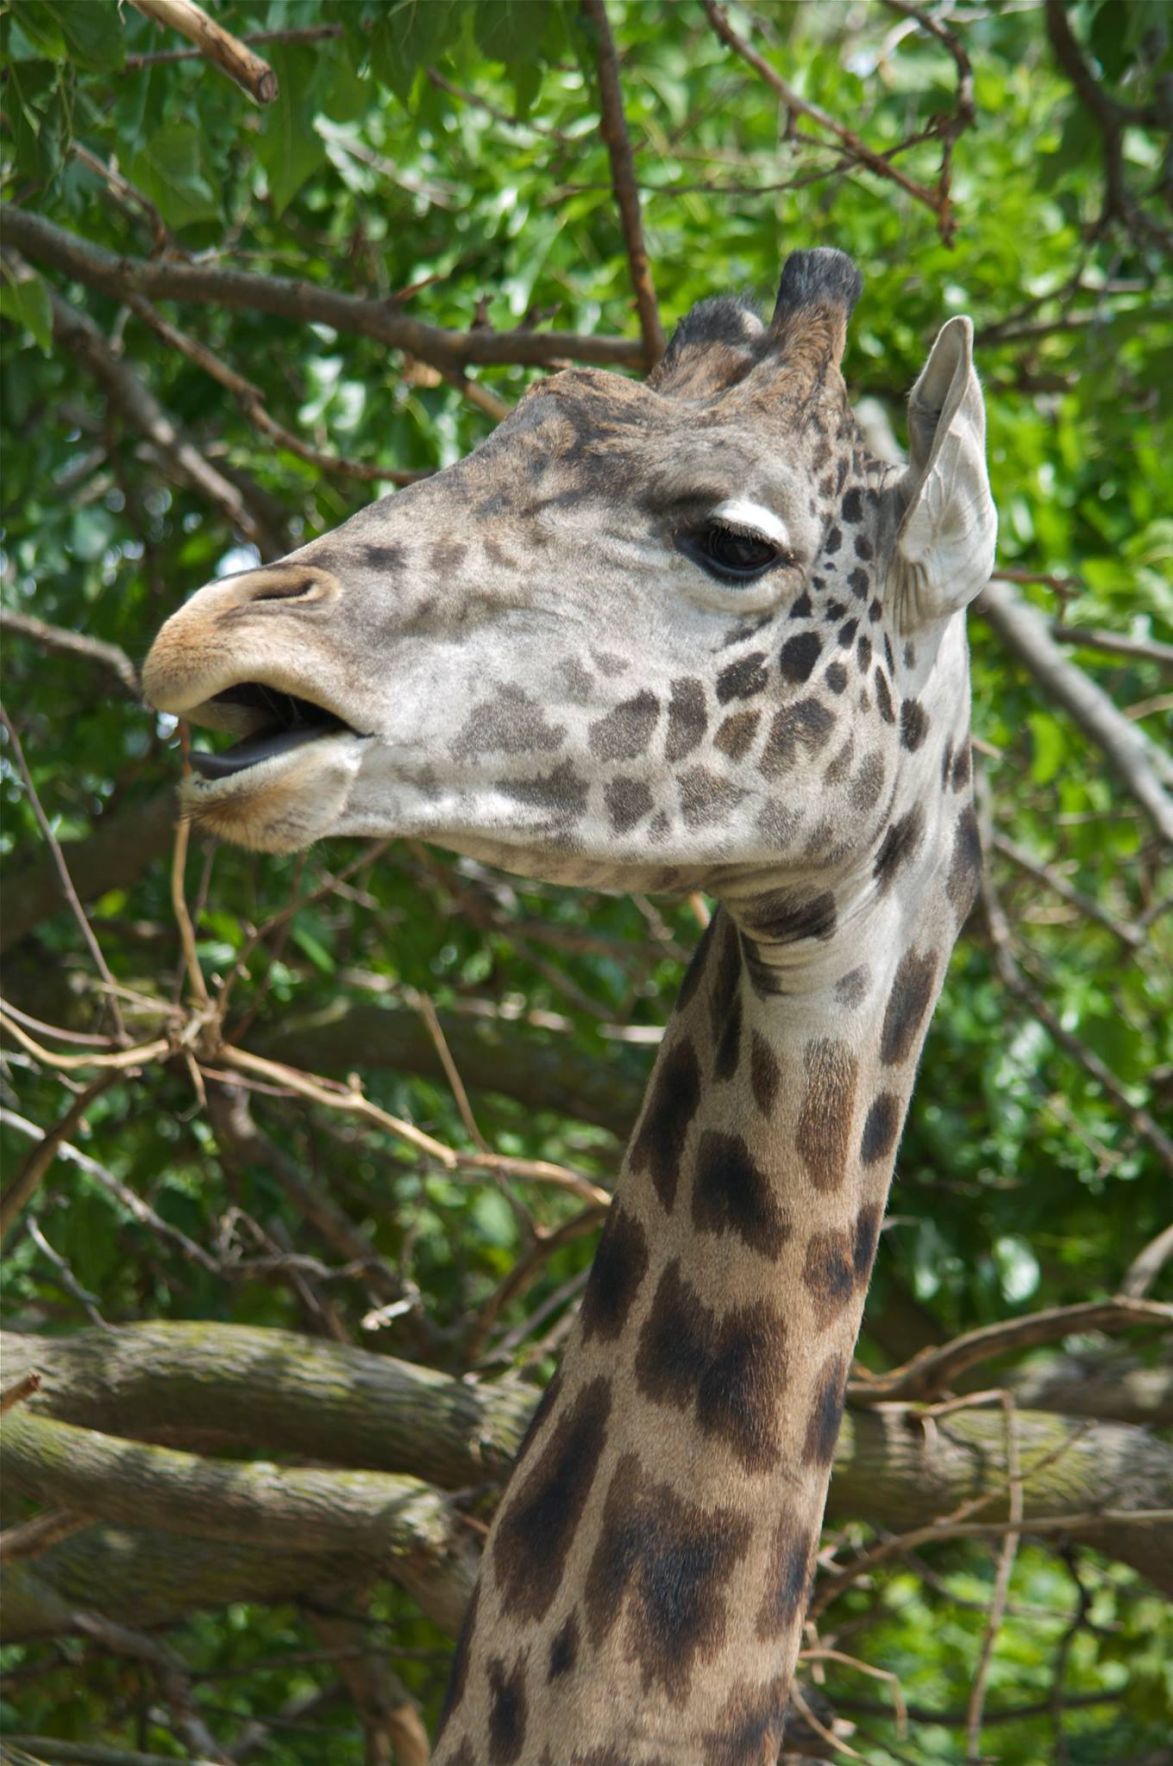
[
  {"left": 580, "top": 0, "right": 665, "bottom": 371},
  {"left": 0, "top": 207, "right": 643, "bottom": 373},
  {"left": 128, "top": 0, "right": 278, "bottom": 106},
  {"left": 0, "top": 610, "right": 139, "bottom": 698},
  {"left": 977, "top": 577, "right": 1173, "bottom": 846}
]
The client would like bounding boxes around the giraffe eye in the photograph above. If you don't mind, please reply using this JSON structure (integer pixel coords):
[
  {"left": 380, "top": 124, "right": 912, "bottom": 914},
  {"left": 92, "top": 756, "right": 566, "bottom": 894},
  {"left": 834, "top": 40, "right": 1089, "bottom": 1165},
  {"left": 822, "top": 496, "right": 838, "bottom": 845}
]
[{"left": 688, "top": 523, "right": 783, "bottom": 582}]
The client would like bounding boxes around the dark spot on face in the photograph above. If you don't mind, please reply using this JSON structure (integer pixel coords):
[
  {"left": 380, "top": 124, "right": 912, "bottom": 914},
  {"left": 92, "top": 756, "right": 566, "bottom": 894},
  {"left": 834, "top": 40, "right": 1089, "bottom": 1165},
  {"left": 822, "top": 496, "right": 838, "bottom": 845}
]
[
  {"left": 825, "top": 661, "right": 848, "bottom": 695},
  {"left": 841, "top": 486, "right": 863, "bottom": 524},
  {"left": 604, "top": 775, "right": 654, "bottom": 834},
  {"left": 435, "top": 1581, "right": 478, "bottom": 1737},
  {"left": 856, "top": 635, "right": 872, "bottom": 672},
  {"left": 714, "top": 708, "right": 760, "bottom": 760},
  {"left": 802, "top": 1228, "right": 857, "bottom": 1328},
  {"left": 487, "top": 1652, "right": 528, "bottom": 1765},
  {"left": 585, "top": 1454, "right": 753, "bottom": 1700},
  {"left": 835, "top": 965, "right": 870, "bottom": 1006},
  {"left": 803, "top": 1354, "right": 848, "bottom": 1467},
  {"left": 952, "top": 742, "right": 972, "bottom": 791},
  {"left": 947, "top": 805, "right": 982, "bottom": 916},
  {"left": 875, "top": 670, "right": 895, "bottom": 723},
  {"left": 824, "top": 524, "right": 842, "bottom": 556},
  {"left": 678, "top": 767, "right": 746, "bottom": 828},
  {"left": 854, "top": 533, "right": 874, "bottom": 561},
  {"left": 795, "top": 1038, "right": 858, "bottom": 1192},
  {"left": 750, "top": 1031, "right": 781, "bottom": 1114},
  {"left": 492, "top": 1377, "right": 612, "bottom": 1622},
  {"left": 941, "top": 738, "right": 955, "bottom": 789},
  {"left": 869, "top": 598, "right": 883, "bottom": 621},
  {"left": 692, "top": 1129, "right": 789, "bottom": 1257},
  {"left": 696, "top": 1301, "right": 788, "bottom": 1471},
  {"left": 874, "top": 805, "right": 924, "bottom": 890},
  {"left": 789, "top": 592, "right": 813, "bottom": 619},
  {"left": 848, "top": 567, "right": 870, "bottom": 598},
  {"left": 838, "top": 619, "right": 858, "bottom": 647},
  {"left": 883, "top": 633, "right": 895, "bottom": 671},
  {"left": 548, "top": 1613, "right": 578, "bottom": 1681},
  {"left": 900, "top": 698, "right": 929, "bottom": 752},
  {"left": 759, "top": 699, "right": 836, "bottom": 779},
  {"left": 861, "top": 1092, "right": 902, "bottom": 1165},
  {"left": 756, "top": 1504, "right": 815, "bottom": 1636},
  {"left": 432, "top": 538, "right": 468, "bottom": 576},
  {"left": 362, "top": 540, "right": 408, "bottom": 568},
  {"left": 455, "top": 683, "right": 566, "bottom": 760},
  {"left": 717, "top": 651, "right": 769, "bottom": 703},
  {"left": 500, "top": 760, "right": 590, "bottom": 823},
  {"left": 589, "top": 690, "right": 660, "bottom": 761},
  {"left": 630, "top": 1038, "right": 702, "bottom": 1212},
  {"left": 881, "top": 947, "right": 938, "bottom": 1066},
  {"left": 581, "top": 1207, "right": 649, "bottom": 1343},
  {"left": 853, "top": 1203, "right": 882, "bottom": 1282},
  {"left": 666, "top": 676, "right": 707, "bottom": 763},
  {"left": 779, "top": 631, "right": 822, "bottom": 684}
]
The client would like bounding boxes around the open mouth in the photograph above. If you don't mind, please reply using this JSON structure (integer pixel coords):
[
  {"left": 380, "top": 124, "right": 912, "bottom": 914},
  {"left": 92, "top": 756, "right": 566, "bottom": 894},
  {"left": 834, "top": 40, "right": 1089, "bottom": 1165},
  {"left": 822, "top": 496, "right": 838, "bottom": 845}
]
[{"left": 190, "top": 682, "right": 357, "bottom": 781}]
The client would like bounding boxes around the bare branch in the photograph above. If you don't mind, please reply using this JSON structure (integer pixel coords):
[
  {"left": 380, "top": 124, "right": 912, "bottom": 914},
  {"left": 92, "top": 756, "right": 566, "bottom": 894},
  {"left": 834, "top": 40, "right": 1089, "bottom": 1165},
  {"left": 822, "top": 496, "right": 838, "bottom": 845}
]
[
  {"left": 128, "top": 0, "right": 278, "bottom": 106},
  {"left": 977, "top": 577, "right": 1173, "bottom": 846},
  {"left": 0, "top": 206, "right": 643, "bottom": 372},
  {"left": 0, "top": 1077, "right": 118, "bottom": 1244},
  {"left": 1050, "top": 622, "right": 1173, "bottom": 669},
  {"left": 853, "top": 1298, "right": 1173, "bottom": 1404},
  {"left": 0, "top": 608, "right": 139, "bottom": 697},
  {"left": 1123, "top": 1222, "right": 1173, "bottom": 1300},
  {"left": 581, "top": 0, "right": 665, "bottom": 370}
]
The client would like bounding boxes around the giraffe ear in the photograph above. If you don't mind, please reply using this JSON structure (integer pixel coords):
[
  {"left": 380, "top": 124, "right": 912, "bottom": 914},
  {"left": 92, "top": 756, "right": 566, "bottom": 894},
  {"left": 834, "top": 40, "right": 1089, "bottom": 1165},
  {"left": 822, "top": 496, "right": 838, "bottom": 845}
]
[{"left": 890, "top": 316, "right": 996, "bottom": 631}]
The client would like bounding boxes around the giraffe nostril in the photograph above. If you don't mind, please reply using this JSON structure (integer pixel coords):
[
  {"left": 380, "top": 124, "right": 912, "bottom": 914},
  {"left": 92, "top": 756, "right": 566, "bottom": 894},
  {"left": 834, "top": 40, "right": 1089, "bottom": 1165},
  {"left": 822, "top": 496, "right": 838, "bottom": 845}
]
[{"left": 251, "top": 575, "right": 321, "bottom": 604}]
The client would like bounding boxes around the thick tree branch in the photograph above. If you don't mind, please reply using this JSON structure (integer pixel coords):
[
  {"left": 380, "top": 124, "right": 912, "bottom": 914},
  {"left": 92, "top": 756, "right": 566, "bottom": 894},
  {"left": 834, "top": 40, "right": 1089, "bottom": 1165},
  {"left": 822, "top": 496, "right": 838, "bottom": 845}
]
[
  {"left": 977, "top": 577, "right": 1173, "bottom": 846},
  {"left": 0, "top": 1408, "right": 476, "bottom": 1635},
  {"left": 0, "top": 207, "right": 643, "bottom": 373},
  {"left": 580, "top": 0, "right": 665, "bottom": 370},
  {"left": 0, "top": 1323, "right": 532, "bottom": 1490}
]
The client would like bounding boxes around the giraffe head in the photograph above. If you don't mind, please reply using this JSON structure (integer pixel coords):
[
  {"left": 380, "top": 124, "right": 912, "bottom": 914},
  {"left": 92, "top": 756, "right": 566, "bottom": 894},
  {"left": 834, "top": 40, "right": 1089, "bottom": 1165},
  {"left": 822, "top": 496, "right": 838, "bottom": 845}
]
[{"left": 144, "top": 248, "right": 995, "bottom": 939}]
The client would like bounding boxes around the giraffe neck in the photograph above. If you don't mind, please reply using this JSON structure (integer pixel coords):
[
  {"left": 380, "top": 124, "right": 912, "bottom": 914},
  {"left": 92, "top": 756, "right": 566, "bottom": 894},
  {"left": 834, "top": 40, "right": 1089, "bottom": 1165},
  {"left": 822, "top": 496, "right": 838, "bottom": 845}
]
[{"left": 436, "top": 867, "right": 964, "bottom": 1764}]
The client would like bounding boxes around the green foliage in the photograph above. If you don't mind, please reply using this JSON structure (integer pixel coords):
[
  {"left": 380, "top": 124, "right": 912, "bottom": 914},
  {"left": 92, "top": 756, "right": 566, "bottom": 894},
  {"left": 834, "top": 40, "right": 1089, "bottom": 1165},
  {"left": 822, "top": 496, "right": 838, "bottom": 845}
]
[{"left": 1, "top": 1, "right": 1169, "bottom": 1760}]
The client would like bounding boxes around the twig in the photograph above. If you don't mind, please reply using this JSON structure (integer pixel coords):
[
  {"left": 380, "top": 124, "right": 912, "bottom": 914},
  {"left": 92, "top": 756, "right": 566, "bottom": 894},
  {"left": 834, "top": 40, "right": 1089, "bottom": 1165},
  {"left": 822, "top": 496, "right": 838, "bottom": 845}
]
[
  {"left": 1050, "top": 622, "right": 1173, "bottom": 669},
  {"left": 965, "top": 1394, "right": 1024, "bottom": 1762},
  {"left": 0, "top": 1507, "right": 90, "bottom": 1561},
  {"left": 170, "top": 789, "right": 210, "bottom": 1011},
  {"left": 0, "top": 608, "right": 139, "bottom": 696},
  {"left": 0, "top": 206, "right": 644, "bottom": 372},
  {"left": 699, "top": 0, "right": 954, "bottom": 235},
  {"left": 128, "top": 0, "right": 278, "bottom": 106},
  {"left": 1, "top": 1107, "right": 221, "bottom": 1274},
  {"left": 219, "top": 1044, "right": 610, "bottom": 1206},
  {"left": 125, "top": 22, "right": 342, "bottom": 69},
  {"left": 977, "top": 578, "right": 1173, "bottom": 846},
  {"left": 122, "top": 293, "right": 430, "bottom": 484},
  {"left": 851, "top": 1297, "right": 1173, "bottom": 1404},
  {"left": 416, "top": 994, "right": 488, "bottom": 1152},
  {"left": 1123, "top": 1222, "right": 1173, "bottom": 1300},
  {"left": 0, "top": 704, "right": 128, "bottom": 1043},
  {"left": 0, "top": 1076, "right": 118, "bottom": 1244},
  {"left": 72, "top": 1608, "right": 231, "bottom": 1761},
  {"left": 26, "top": 1214, "right": 108, "bottom": 1327},
  {"left": 0, "top": 1007, "right": 171, "bottom": 1072},
  {"left": 991, "top": 832, "right": 1144, "bottom": 951},
  {"left": 580, "top": 0, "right": 665, "bottom": 370},
  {"left": 0, "top": 1371, "right": 42, "bottom": 1414}
]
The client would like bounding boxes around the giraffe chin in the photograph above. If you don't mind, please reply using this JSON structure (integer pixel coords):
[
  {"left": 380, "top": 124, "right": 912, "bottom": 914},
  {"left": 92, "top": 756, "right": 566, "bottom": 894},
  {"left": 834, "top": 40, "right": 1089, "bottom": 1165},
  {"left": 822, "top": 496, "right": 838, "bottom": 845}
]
[{"left": 179, "top": 731, "right": 367, "bottom": 854}]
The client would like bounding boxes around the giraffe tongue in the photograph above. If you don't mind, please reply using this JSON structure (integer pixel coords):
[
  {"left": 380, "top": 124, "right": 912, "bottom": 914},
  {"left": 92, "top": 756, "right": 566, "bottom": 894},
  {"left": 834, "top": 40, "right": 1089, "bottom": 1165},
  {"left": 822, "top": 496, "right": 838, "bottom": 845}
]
[{"left": 190, "top": 724, "right": 335, "bottom": 780}]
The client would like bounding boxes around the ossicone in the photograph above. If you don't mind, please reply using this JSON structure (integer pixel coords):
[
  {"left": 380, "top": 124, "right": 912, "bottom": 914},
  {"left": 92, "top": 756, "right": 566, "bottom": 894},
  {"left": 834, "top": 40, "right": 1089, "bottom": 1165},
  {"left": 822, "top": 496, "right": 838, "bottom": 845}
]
[{"left": 770, "top": 246, "right": 862, "bottom": 376}]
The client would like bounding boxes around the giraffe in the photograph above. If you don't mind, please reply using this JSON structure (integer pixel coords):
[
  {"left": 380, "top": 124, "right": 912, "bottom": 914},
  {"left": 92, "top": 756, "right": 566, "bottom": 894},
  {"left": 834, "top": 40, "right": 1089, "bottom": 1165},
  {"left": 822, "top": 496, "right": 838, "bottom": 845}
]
[{"left": 143, "top": 247, "right": 996, "bottom": 1764}]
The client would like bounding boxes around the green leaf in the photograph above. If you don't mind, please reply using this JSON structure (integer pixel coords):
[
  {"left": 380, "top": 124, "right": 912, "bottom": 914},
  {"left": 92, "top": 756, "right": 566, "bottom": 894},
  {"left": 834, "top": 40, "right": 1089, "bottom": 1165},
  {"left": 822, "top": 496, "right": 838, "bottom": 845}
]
[
  {"left": 474, "top": 0, "right": 545, "bottom": 68},
  {"left": 0, "top": 264, "right": 53, "bottom": 355},
  {"left": 125, "top": 124, "right": 220, "bottom": 229},
  {"left": 369, "top": 2, "right": 460, "bottom": 103},
  {"left": 255, "top": 44, "right": 328, "bottom": 214},
  {"left": 1026, "top": 712, "right": 1066, "bottom": 785},
  {"left": 41, "top": 0, "right": 125, "bottom": 72}
]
